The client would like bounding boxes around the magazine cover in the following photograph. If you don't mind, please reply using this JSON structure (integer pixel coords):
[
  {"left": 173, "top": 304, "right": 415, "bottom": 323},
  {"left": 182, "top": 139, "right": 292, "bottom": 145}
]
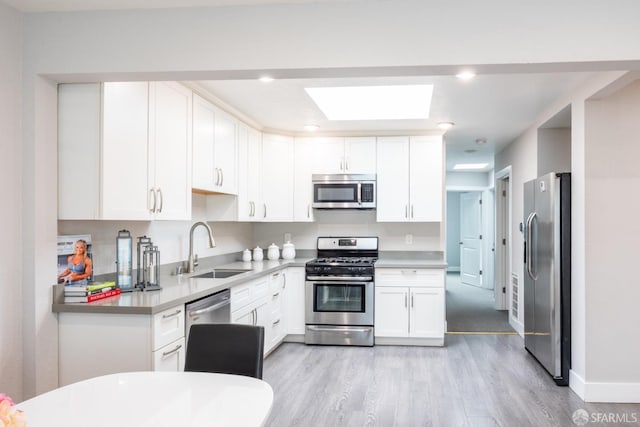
[{"left": 57, "top": 234, "right": 94, "bottom": 285}]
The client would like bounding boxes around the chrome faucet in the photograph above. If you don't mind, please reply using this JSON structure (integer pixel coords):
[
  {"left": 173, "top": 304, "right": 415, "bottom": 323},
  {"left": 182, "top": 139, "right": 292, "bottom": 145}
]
[{"left": 187, "top": 221, "right": 216, "bottom": 273}]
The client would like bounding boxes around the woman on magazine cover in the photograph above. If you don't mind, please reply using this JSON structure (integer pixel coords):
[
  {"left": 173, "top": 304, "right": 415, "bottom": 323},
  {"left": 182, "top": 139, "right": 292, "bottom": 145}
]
[{"left": 58, "top": 239, "right": 93, "bottom": 285}]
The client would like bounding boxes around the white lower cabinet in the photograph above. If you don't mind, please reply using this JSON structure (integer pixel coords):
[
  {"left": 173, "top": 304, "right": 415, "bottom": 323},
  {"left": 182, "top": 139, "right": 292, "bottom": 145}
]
[
  {"left": 375, "top": 268, "right": 445, "bottom": 346},
  {"left": 267, "top": 270, "right": 287, "bottom": 352},
  {"left": 231, "top": 275, "right": 271, "bottom": 355},
  {"left": 58, "top": 304, "right": 186, "bottom": 386}
]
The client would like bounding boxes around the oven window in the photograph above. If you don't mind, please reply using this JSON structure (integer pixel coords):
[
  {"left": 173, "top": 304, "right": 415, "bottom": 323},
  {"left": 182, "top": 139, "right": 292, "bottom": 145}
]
[
  {"left": 315, "top": 184, "right": 357, "bottom": 202},
  {"left": 314, "top": 284, "right": 365, "bottom": 312}
]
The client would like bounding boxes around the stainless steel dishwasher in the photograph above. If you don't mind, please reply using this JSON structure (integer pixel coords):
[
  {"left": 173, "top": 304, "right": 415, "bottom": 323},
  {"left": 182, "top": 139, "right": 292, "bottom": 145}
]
[{"left": 185, "top": 289, "right": 231, "bottom": 342}]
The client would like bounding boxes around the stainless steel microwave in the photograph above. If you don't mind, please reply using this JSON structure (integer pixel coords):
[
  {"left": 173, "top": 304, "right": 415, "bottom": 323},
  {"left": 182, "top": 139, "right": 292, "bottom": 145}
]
[{"left": 312, "top": 174, "right": 376, "bottom": 209}]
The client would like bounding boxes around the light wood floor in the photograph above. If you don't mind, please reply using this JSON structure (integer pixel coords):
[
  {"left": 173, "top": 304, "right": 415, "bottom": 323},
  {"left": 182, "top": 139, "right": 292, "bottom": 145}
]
[{"left": 263, "top": 336, "right": 640, "bottom": 426}]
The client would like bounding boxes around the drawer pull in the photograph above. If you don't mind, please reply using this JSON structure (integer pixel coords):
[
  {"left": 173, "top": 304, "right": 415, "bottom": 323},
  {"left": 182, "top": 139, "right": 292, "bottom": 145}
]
[
  {"left": 273, "top": 292, "right": 280, "bottom": 297},
  {"left": 162, "top": 309, "right": 182, "bottom": 319},
  {"left": 273, "top": 319, "right": 281, "bottom": 326},
  {"left": 162, "top": 344, "right": 182, "bottom": 358}
]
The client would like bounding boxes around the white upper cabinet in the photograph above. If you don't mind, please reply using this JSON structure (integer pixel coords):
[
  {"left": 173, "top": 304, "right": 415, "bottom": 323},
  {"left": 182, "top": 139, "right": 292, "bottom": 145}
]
[
  {"left": 149, "top": 81, "right": 193, "bottom": 220},
  {"left": 191, "top": 94, "right": 237, "bottom": 195},
  {"left": 237, "top": 122, "right": 263, "bottom": 221},
  {"left": 59, "top": 82, "right": 192, "bottom": 221},
  {"left": 293, "top": 138, "right": 315, "bottom": 222},
  {"left": 261, "top": 133, "right": 294, "bottom": 221},
  {"left": 309, "top": 137, "right": 376, "bottom": 174},
  {"left": 376, "top": 135, "right": 443, "bottom": 222},
  {"left": 344, "top": 137, "right": 377, "bottom": 174}
]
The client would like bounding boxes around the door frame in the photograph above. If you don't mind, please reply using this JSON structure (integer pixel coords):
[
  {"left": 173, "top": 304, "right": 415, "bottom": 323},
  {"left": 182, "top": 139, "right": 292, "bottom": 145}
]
[{"left": 494, "top": 166, "right": 512, "bottom": 311}]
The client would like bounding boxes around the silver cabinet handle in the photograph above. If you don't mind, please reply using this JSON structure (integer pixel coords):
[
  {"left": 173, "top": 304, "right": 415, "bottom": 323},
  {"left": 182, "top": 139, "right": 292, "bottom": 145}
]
[
  {"left": 273, "top": 318, "right": 281, "bottom": 326},
  {"left": 411, "top": 293, "right": 414, "bottom": 308},
  {"left": 273, "top": 291, "right": 280, "bottom": 297},
  {"left": 220, "top": 168, "right": 224, "bottom": 187},
  {"left": 401, "top": 270, "right": 417, "bottom": 275},
  {"left": 345, "top": 158, "right": 349, "bottom": 171},
  {"left": 149, "top": 188, "right": 157, "bottom": 213},
  {"left": 411, "top": 205, "right": 414, "bottom": 218},
  {"left": 308, "top": 204, "right": 311, "bottom": 218},
  {"left": 251, "top": 201, "right": 255, "bottom": 217},
  {"left": 162, "top": 309, "right": 182, "bottom": 319},
  {"left": 157, "top": 188, "right": 163, "bottom": 213},
  {"left": 404, "top": 293, "right": 408, "bottom": 308},
  {"left": 188, "top": 299, "right": 230, "bottom": 317},
  {"left": 263, "top": 203, "right": 267, "bottom": 219},
  {"left": 283, "top": 274, "right": 287, "bottom": 289},
  {"left": 161, "top": 344, "right": 182, "bottom": 358},
  {"left": 357, "top": 182, "right": 362, "bottom": 205},
  {"left": 405, "top": 205, "right": 408, "bottom": 218},
  {"left": 340, "top": 159, "right": 344, "bottom": 171},
  {"left": 253, "top": 308, "right": 258, "bottom": 326}
]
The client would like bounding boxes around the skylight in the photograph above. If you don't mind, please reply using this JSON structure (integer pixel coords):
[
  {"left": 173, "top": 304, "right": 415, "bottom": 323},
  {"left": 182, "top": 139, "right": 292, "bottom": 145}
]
[
  {"left": 453, "top": 163, "right": 489, "bottom": 171},
  {"left": 305, "top": 85, "right": 433, "bottom": 121}
]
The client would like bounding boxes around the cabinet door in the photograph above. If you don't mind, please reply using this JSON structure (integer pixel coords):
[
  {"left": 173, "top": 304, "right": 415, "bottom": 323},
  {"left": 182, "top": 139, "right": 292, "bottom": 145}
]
[
  {"left": 153, "top": 305, "right": 185, "bottom": 350},
  {"left": 285, "top": 267, "right": 306, "bottom": 335},
  {"left": 376, "top": 137, "right": 410, "bottom": 221},
  {"left": 246, "top": 127, "right": 263, "bottom": 220},
  {"left": 310, "top": 137, "right": 345, "bottom": 173},
  {"left": 293, "top": 138, "right": 315, "bottom": 222},
  {"left": 149, "top": 81, "right": 192, "bottom": 220},
  {"left": 374, "top": 286, "right": 409, "bottom": 337},
  {"left": 409, "top": 136, "right": 443, "bottom": 221},
  {"left": 344, "top": 137, "right": 376, "bottom": 174},
  {"left": 101, "top": 82, "right": 153, "bottom": 220},
  {"left": 213, "top": 107, "right": 238, "bottom": 194},
  {"left": 261, "top": 134, "right": 294, "bottom": 221},
  {"left": 192, "top": 93, "right": 216, "bottom": 192},
  {"left": 409, "top": 287, "right": 445, "bottom": 338},
  {"left": 153, "top": 337, "right": 185, "bottom": 372},
  {"left": 231, "top": 305, "right": 254, "bottom": 325}
]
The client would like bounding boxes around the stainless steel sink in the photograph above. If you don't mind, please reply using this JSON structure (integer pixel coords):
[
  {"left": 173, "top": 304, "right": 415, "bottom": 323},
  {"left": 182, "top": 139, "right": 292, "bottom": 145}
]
[{"left": 190, "top": 269, "right": 250, "bottom": 279}]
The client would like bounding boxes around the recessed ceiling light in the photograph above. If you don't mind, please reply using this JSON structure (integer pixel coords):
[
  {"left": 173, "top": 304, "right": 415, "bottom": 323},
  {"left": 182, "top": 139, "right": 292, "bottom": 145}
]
[
  {"left": 475, "top": 138, "right": 487, "bottom": 145},
  {"left": 456, "top": 71, "right": 476, "bottom": 81},
  {"left": 258, "top": 76, "right": 274, "bottom": 83},
  {"left": 453, "top": 163, "right": 489, "bottom": 170},
  {"left": 304, "top": 124, "right": 319, "bottom": 131},
  {"left": 437, "top": 122, "right": 454, "bottom": 130},
  {"left": 305, "top": 85, "right": 433, "bottom": 121}
]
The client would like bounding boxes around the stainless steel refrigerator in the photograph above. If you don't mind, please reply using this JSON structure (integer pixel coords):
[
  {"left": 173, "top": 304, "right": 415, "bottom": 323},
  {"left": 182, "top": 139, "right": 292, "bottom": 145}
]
[{"left": 523, "top": 172, "right": 571, "bottom": 385}]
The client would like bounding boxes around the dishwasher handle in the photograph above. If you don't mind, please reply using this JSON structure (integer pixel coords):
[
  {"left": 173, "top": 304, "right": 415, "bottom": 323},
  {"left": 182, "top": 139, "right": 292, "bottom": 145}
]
[{"left": 187, "top": 298, "right": 230, "bottom": 317}]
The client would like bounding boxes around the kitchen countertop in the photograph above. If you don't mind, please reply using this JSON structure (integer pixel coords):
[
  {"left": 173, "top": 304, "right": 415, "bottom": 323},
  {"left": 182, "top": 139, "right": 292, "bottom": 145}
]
[
  {"left": 52, "top": 251, "right": 446, "bottom": 315},
  {"left": 52, "top": 258, "right": 312, "bottom": 315}
]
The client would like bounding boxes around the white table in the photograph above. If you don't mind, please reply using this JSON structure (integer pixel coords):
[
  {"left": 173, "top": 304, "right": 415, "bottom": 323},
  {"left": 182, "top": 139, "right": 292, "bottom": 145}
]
[{"left": 16, "top": 371, "right": 274, "bottom": 427}]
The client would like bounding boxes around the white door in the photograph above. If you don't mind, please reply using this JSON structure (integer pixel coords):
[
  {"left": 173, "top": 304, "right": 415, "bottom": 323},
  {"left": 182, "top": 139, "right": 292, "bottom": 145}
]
[
  {"left": 149, "top": 81, "right": 192, "bottom": 220},
  {"left": 192, "top": 94, "right": 216, "bottom": 192},
  {"left": 310, "top": 137, "right": 345, "bottom": 173},
  {"left": 460, "top": 192, "right": 483, "bottom": 287},
  {"left": 409, "top": 287, "right": 445, "bottom": 338},
  {"left": 374, "top": 287, "right": 409, "bottom": 337},
  {"left": 344, "top": 137, "right": 376, "bottom": 174},
  {"left": 213, "top": 107, "right": 238, "bottom": 194},
  {"left": 261, "top": 134, "right": 294, "bottom": 221},
  {"left": 376, "top": 137, "right": 409, "bottom": 221},
  {"left": 409, "top": 136, "right": 443, "bottom": 221},
  {"left": 293, "top": 138, "right": 315, "bottom": 221}
]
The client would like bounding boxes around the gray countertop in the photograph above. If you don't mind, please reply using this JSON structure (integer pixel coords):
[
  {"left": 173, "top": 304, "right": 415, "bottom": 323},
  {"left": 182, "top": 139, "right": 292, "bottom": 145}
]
[
  {"left": 52, "top": 251, "right": 446, "bottom": 315},
  {"left": 52, "top": 258, "right": 311, "bottom": 315}
]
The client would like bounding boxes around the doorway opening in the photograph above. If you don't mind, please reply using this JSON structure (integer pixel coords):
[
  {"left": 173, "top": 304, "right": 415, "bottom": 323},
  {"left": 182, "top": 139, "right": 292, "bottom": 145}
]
[{"left": 445, "top": 188, "right": 514, "bottom": 333}]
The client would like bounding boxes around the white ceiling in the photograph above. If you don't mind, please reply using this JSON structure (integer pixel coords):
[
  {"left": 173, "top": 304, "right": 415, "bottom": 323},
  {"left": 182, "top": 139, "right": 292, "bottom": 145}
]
[{"left": 5, "top": 0, "right": 593, "bottom": 172}]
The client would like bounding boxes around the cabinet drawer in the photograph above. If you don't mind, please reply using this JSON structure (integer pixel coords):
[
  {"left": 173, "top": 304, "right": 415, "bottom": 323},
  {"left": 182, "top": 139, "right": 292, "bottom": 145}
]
[
  {"left": 231, "top": 282, "right": 253, "bottom": 312},
  {"left": 375, "top": 268, "right": 444, "bottom": 288},
  {"left": 153, "top": 337, "right": 185, "bottom": 372},
  {"left": 153, "top": 305, "right": 185, "bottom": 350}
]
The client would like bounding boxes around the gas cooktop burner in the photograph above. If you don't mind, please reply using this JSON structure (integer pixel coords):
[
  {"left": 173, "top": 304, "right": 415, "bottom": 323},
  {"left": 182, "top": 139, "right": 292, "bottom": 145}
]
[{"left": 312, "top": 257, "right": 377, "bottom": 265}]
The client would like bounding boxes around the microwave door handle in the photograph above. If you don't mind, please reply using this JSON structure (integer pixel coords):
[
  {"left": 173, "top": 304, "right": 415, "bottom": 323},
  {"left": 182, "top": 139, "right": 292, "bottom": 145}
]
[{"left": 357, "top": 182, "right": 362, "bottom": 205}]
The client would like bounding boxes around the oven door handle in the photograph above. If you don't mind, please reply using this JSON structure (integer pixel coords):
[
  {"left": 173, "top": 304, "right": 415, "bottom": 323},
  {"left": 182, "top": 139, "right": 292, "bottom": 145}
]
[
  {"left": 306, "top": 326, "right": 372, "bottom": 333},
  {"left": 306, "top": 276, "right": 373, "bottom": 282}
]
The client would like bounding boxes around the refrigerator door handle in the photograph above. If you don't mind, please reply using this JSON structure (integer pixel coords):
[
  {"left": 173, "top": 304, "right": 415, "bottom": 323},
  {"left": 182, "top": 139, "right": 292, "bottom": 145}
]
[{"left": 526, "top": 212, "right": 538, "bottom": 280}]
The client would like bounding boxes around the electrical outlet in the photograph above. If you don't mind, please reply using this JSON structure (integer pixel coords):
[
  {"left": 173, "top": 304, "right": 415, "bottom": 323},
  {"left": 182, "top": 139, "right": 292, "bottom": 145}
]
[
  {"left": 405, "top": 234, "right": 413, "bottom": 244},
  {"left": 284, "top": 233, "right": 292, "bottom": 242}
]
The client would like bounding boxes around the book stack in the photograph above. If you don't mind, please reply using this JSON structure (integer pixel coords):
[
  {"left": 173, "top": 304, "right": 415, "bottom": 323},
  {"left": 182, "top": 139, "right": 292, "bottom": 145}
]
[{"left": 64, "top": 281, "right": 121, "bottom": 303}]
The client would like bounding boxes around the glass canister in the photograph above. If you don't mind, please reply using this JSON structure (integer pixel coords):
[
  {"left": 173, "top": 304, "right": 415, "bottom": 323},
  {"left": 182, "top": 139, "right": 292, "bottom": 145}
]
[
  {"left": 116, "top": 230, "right": 133, "bottom": 291},
  {"left": 143, "top": 245, "right": 161, "bottom": 290}
]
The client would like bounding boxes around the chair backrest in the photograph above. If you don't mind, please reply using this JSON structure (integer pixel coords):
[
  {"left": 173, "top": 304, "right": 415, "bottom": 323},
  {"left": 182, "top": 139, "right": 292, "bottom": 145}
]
[{"left": 185, "top": 323, "right": 265, "bottom": 379}]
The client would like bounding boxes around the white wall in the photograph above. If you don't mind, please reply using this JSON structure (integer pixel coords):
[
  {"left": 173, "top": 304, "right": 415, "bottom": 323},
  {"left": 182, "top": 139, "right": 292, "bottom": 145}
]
[
  {"left": 252, "top": 210, "right": 442, "bottom": 252},
  {"left": 445, "top": 192, "right": 461, "bottom": 270},
  {"left": 446, "top": 171, "right": 492, "bottom": 190},
  {"left": 58, "top": 195, "right": 253, "bottom": 275},
  {"left": 583, "top": 80, "right": 640, "bottom": 399},
  {"left": 10, "top": 0, "right": 640, "bottom": 400},
  {"left": 0, "top": 1, "right": 23, "bottom": 401},
  {"left": 537, "top": 128, "right": 572, "bottom": 176}
]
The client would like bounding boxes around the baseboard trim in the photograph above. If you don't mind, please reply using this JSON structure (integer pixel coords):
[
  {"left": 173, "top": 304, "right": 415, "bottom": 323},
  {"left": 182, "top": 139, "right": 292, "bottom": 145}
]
[
  {"left": 571, "top": 370, "right": 640, "bottom": 403},
  {"left": 375, "top": 336, "right": 444, "bottom": 346},
  {"left": 447, "top": 267, "right": 460, "bottom": 273}
]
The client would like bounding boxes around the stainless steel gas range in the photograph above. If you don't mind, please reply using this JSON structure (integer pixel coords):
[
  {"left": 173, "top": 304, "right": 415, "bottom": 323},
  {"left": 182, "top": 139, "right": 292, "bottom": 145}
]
[{"left": 305, "top": 237, "right": 378, "bottom": 346}]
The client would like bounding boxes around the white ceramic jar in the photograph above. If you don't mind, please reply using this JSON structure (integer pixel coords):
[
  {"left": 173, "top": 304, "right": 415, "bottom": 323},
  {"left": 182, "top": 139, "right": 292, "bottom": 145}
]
[
  {"left": 282, "top": 241, "right": 296, "bottom": 260},
  {"left": 267, "top": 243, "right": 280, "bottom": 260},
  {"left": 242, "top": 249, "right": 252, "bottom": 262},
  {"left": 252, "top": 246, "right": 264, "bottom": 261}
]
